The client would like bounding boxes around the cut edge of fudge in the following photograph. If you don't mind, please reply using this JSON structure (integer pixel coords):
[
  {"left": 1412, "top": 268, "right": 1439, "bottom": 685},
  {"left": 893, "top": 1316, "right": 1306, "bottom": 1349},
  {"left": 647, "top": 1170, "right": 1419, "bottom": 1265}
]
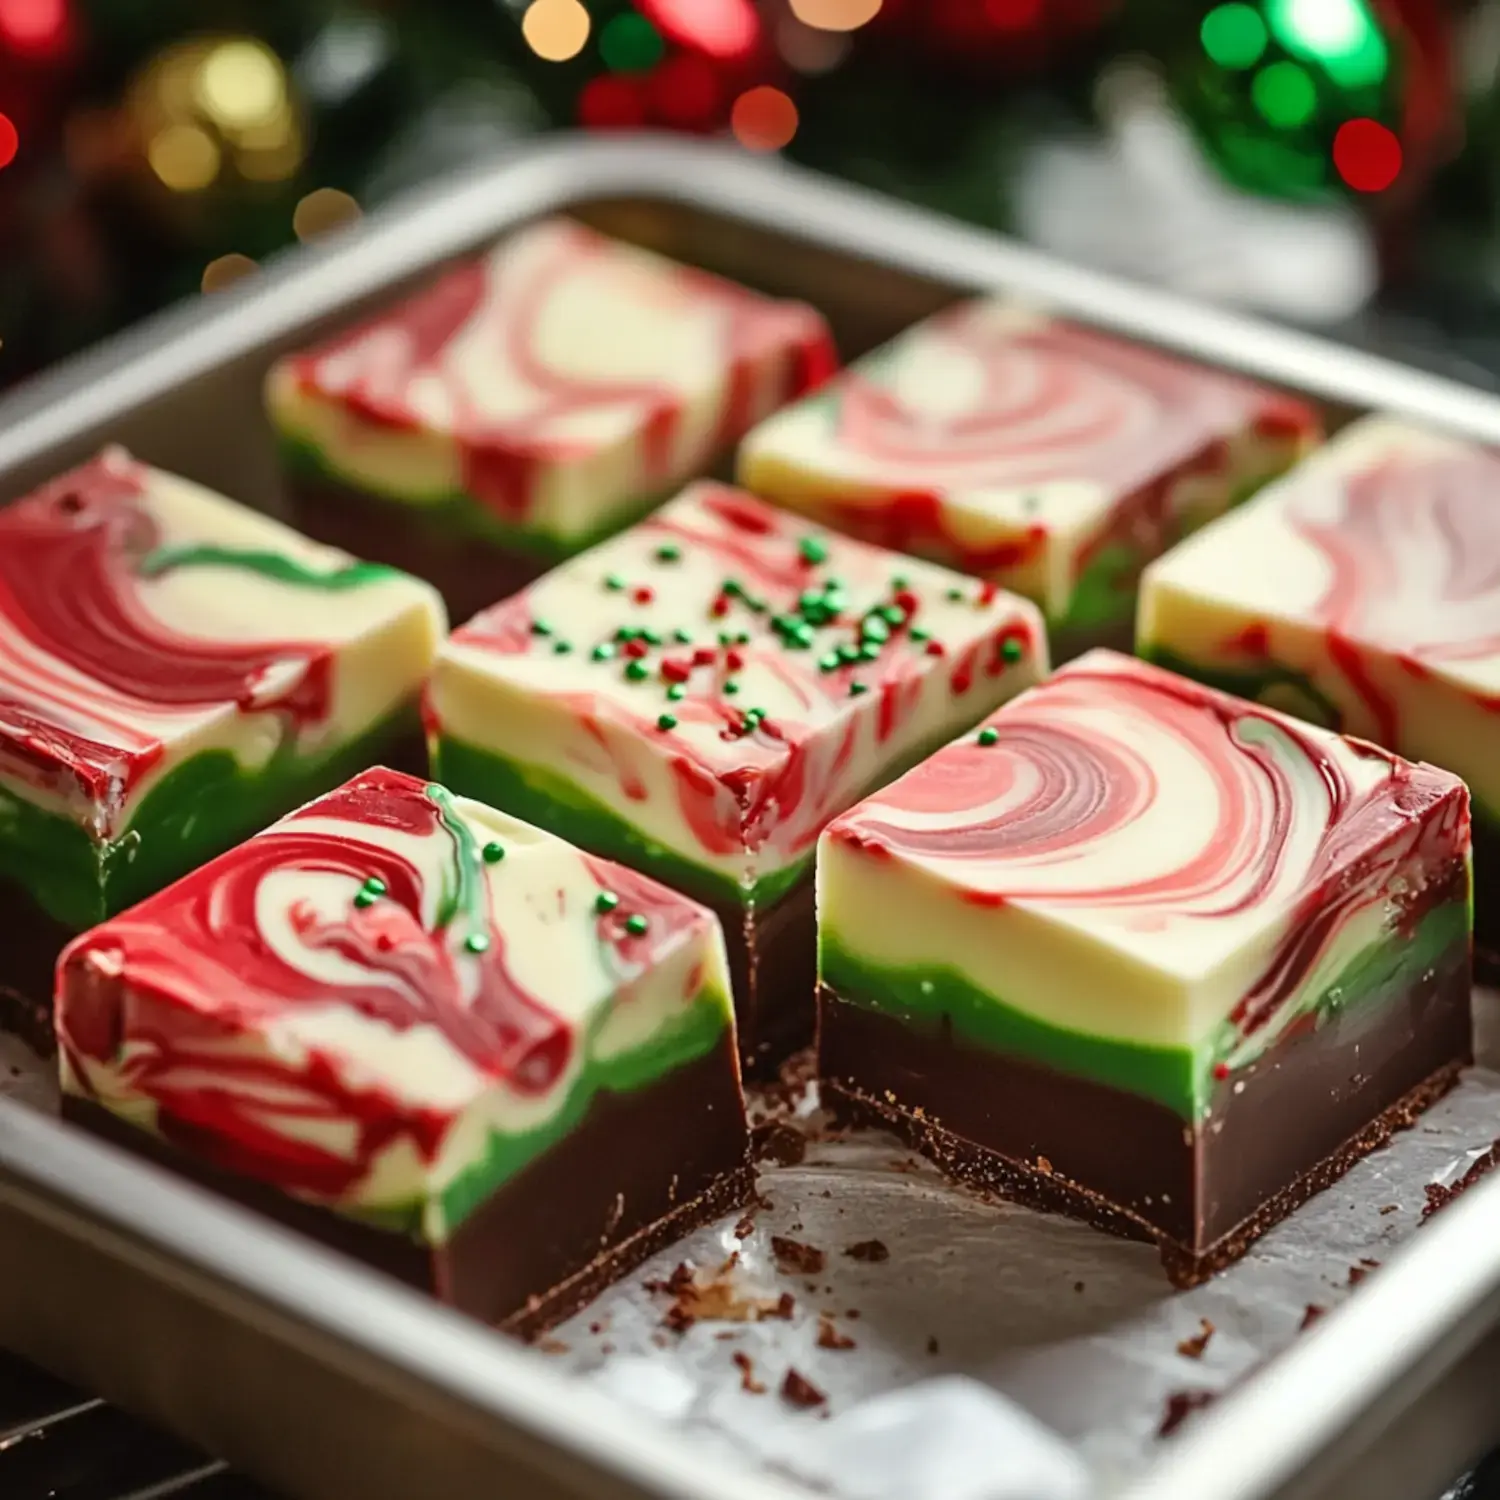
[{"left": 56, "top": 766, "right": 753, "bottom": 1333}]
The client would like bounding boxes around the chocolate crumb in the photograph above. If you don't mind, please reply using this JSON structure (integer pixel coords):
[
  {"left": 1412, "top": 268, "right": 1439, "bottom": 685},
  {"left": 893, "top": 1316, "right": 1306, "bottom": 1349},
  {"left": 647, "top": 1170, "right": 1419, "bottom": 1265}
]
[
  {"left": 1073, "top": 1281, "right": 1085, "bottom": 1293},
  {"left": 1176, "top": 1318, "right": 1215, "bottom": 1359},
  {"left": 1300, "top": 1304, "right": 1326, "bottom": 1330},
  {"left": 654, "top": 1261, "right": 795, "bottom": 1329},
  {"left": 1158, "top": 1390, "right": 1216, "bottom": 1438},
  {"left": 844, "top": 1238, "right": 890, "bottom": 1263},
  {"left": 718, "top": 1251, "right": 741, "bottom": 1275},
  {"left": 664, "top": 1303, "right": 696, "bottom": 1334},
  {"left": 771, "top": 1236, "right": 826, "bottom": 1275},
  {"left": 589, "top": 1321, "right": 603, "bottom": 1335},
  {"left": 1422, "top": 1139, "right": 1500, "bottom": 1222},
  {"left": 926, "top": 1335, "right": 940, "bottom": 1356},
  {"left": 753, "top": 1120, "right": 808, "bottom": 1167},
  {"left": 1036, "top": 1155, "right": 1054, "bottom": 1175},
  {"left": 817, "top": 1316, "right": 856, "bottom": 1351},
  {"left": 715, "top": 1330, "right": 737, "bottom": 1341},
  {"left": 733, "top": 1351, "right": 766, "bottom": 1394},
  {"left": 773, "top": 1292, "right": 796, "bottom": 1319},
  {"left": 733, "top": 1213, "right": 757, "bottom": 1240},
  {"left": 1348, "top": 1259, "right": 1381, "bottom": 1286},
  {"left": 846, "top": 1309, "right": 860, "bottom": 1320},
  {"left": 537, "top": 1338, "right": 570, "bottom": 1355},
  {"left": 781, "top": 1368, "right": 826, "bottom": 1409},
  {"left": 1379, "top": 1204, "right": 1399, "bottom": 1215}
]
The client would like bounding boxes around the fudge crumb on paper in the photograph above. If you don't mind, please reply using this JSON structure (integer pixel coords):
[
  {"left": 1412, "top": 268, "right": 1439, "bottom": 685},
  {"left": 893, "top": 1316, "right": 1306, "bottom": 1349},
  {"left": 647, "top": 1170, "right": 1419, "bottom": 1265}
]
[
  {"left": 733, "top": 1352, "right": 766, "bottom": 1394},
  {"left": 1176, "top": 1318, "right": 1215, "bottom": 1360},
  {"left": 771, "top": 1236, "right": 826, "bottom": 1275},
  {"left": 781, "top": 1368, "right": 827, "bottom": 1409},
  {"left": 844, "top": 1238, "right": 890, "bottom": 1263},
  {"left": 1158, "top": 1390, "right": 1216, "bottom": 1437},
  {"left": 817, "top": 1317, "right": 856, "bottom": 1351}
]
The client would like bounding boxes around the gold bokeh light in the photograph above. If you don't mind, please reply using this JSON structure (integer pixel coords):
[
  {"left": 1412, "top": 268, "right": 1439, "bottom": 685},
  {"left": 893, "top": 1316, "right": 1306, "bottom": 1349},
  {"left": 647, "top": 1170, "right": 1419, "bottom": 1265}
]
[
  {"left": 148, "top": 123, "right": 221, "bottom": 192},
  {"left": 196, "top": 39, "right": 286, "bottom": 132},
  {"left": 789, "top": 0, "right": 881, "bottom": 31},
  {"left": 201, "top": 253, "right": 259, "bottom": 293},
  {"left": 294, "top": 187, "right": 362, "bottom": 241},
  {"left": 522, "top": 0, "right": 591, "bottom": 61}
]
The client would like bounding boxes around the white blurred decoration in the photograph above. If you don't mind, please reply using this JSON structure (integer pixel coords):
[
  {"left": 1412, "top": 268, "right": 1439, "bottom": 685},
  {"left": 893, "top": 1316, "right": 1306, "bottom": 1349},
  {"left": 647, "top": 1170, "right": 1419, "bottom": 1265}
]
[{"left": 1014, "top": 63, "right": 1378, "bottom": 325}]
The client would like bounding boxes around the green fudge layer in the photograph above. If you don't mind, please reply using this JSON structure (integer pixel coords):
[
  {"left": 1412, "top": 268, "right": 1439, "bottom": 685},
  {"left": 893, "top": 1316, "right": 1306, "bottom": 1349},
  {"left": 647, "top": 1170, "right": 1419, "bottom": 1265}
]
[
  {"left": 820, "top": 889, "right": 1471, "bottom": 1121},
  {"left": 0, "top": 706, "right": 418, "bottom": 932}
]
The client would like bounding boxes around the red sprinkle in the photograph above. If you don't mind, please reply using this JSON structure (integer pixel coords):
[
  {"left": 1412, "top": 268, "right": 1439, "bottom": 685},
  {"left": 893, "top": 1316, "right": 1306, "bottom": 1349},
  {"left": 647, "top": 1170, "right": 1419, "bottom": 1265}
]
[
  {"left": 1213, "top": 1062, "right": 1231, "bottom": 1080},
  {"left": 894, "top": 589, "right": 919, "bottom": 616},
  {"left": 925, "top": 640, "right": 945, "bottom": 657},
  {"left": 977, "top": 580, "right": 1000, "bottom": 605},
  {"left": 622, "top": 639, "right": 649, "bottom": 659},
  {"left": 710, "top": 596, "right": 730, "bottom": 619},
  {"left": 726, "top": 649, "right": 745, "bottom": 672},
  {"left": 632, "top": 586, "right": 654, "bottom": 605},
  {"left": 693, "top": 646, "right": 717, "bottom": 667},
  {"left": 661, "top": 658, "right": 692, "bottom": 683}
]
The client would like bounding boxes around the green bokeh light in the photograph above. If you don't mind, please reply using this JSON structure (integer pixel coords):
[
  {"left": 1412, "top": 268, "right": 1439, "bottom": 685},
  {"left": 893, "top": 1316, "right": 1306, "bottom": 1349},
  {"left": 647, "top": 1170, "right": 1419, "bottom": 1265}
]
[
  {"left": 599, "top": 12, "right": 665, "bottom": 73},
  {"left": 1201, "top": 4, "right": 1269, "bottom": 71},
  {"left": 1252, "top": 59, "right": 1318, "bottom": 128},
  {"left": 1266, "top": 0, "right": 1388, "bottom": 89}
]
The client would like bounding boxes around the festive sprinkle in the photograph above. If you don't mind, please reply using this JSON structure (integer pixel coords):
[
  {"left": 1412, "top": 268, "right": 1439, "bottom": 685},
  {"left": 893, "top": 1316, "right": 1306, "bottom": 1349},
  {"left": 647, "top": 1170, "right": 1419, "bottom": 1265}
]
[
  {"left": 858, "top": 642, "right": 881, "bottom": 662},
  {"left": 693, "top": 646, "right": 716, "bottom": 666},
  {"left": 861, "top": 616, "right": 890, "bottom": 644},
  {"left": 595, "top": 891, "right": 620, "bottom": 914},
  {"left": 721, "top": 578, "right": 743, "bottom": 597},
  {"left": 891, "top": 574, "right": 909, "bottom": 590},
  {"left": 655, "top": 543, "right": 681, "bottom": 563},
  {"left": 615, "top": 626, "right": 639, "bottom": 642},
  {"left": 464, "top": 932, "right": 491, "bottom": 954},
  {"left": 553, "top": 639, "right": 573, "bottom": 655},
  {"left": 837, "top": 642, "right": 861, "bottom": 664},
  {"left": 605, "top": 573, "right": 625, "bottom": 592},
  {"left": 710, "top": 596, "right": 730, "bottom": 619},
  {"left": 745, "top": 595, "right": 768, "bottom": 615},
  {"left": 716, "top": 629, "right": 735, "bottom": 647},
  {"left": 657, "top": 712, "right": 678, "bottom": 731},
  {"left": 622, "top": 639, "right": 649, "bottom": 659},
  {"left": 673, "top": 627, "right": 693, "bottom": 644},
  {"left": 641, "top": 626, "right": 663, "bottom": 646},
  {"left": 625, "top": 660, "right": 649, "bottom": 682},
  {"left": 1001, "top": 636, "right": 1024, "bottom": 663},
  {"left": 632, "top": 585, "right": 654, "bottom": 605},
  {"left": 818, "top": 652, "right": 841, "bottom": 673},
  {"left": 592, "top": 642, "right": 615, "bottom": 661},
  {"left": 909, "top": 625, "right": 930, "bottom": 642},
  {"left": 925, "top": 640, "right": 946, "bottom": 657},
  {"left": 625, "top": 914, "right": 649, "bottom": 936},
  {"left": 946, "top": 587, "right": 965, "bottom": 603},
  {"left": 724, "top": 679, "right": 741, "bottom": 695},
  {"left": 978, "top": 581, "right": 1000, "bottom": 605},
  {"left": 977, "top": 727, "right": 999, "bottom": 746},
  {"left": 667, "top": 683, "right": 686, "bottom": 702},
  {"left": 661, "top": 658, "right": 692, "bottom": 683},
  {"left": 734, "top": 631, "right": 751, "bottom": 646},
  {"left": 879, "top": 604, "right": 906, "bottom": 627},
  {"left": 798, "top": 535, "right": 829, "bottom": 565},
  {"left": 363, "top": 877, "right": 387, "bottom": 896},
  {"left": 530, "top": 618, "right": 552, "bottom": 637},
  {"left": 353, "top": 890, "right": 377, "bottom": 909},
  {"left": 725, "top": 649, "right": 745, "bottom": 672},
  {"left": 848, "top": 680, "right": 869, "bottom": 696},
  {"left": 482, "top": 842, "right": 506, "bottom": 864}
]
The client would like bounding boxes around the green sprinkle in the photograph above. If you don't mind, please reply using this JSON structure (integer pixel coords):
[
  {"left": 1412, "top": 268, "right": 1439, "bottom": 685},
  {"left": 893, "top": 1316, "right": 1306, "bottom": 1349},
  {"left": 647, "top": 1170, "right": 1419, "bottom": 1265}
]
[
  {"left": 481, "top": 841, "right": 505, "bottom": 864},
  {"left": 946, "top": 587, "right": 965, "bottom": 603},
  {"left": 879, "top": 605, "right": 906, "bottom": 627},
  {"left": 891, "top": 573, "right": 909, "bottom": 590},
  {"left": 799, "top": 535, "right": 829, "bottom": 565},
  {"left": 858, "top": 642, "right": 881, "bottom": 662},
  {"left": 818, "top": 651, "right": 841, "bottom": 672},
  {"left": 909, "top": 625, "right": 930, "bottom": 643},
  {"left": 353, "top": 890, "right": 377, "bottom": 909},
  {"left": 799, "top": 589, "right": 824, "bottom": 613},
  {"left": 615, "top": 625, "right": 639, "bottom": 642},
  {"left": 849, "top": 680, "right": 869, "bottom": 696},
  {"left": 638, "top": 627, "right": 660, "bottom": 646},
  {"left": 673, "top": 627, "right": 693, "bottom": 644},
  {"left": 595, "top": 890, "right": 620, "bottom": 914},
  {"left": 861, "top": 616, "right": 890, "bottom": 644},
  {"left": 745, "top": 705, "right": 766, "bottom": 721},
  {"left": 657, "top": 712, "right": 678, "bottom": 730},
  {"left": 977, "top": 726, "right": 1000, "bottom": 746},
  {"left": 625, "top": 660, "right": 649, "bottom": 682},
  {"left": 530, "top": 618, "right": 552, "bottom": 637},
  {"left": 362, "top": 876, "right": 387, "bottom": 896},
  {"left": 721, "top": 577, "right": 743, "bottom": 597},
  {"left": 735, "top": 631, "right": 751, "bottom": 646},
  {"left": 745, "top": 595, "right": 768, "bottom": 615},
  {"left": 605, "top": 573, "right": 626, "bottom": 592},
  {"left": 837, "top": 642, "right": 861, "bottom": 664},
  {"left": 724, "top": 678, "right": 741, "bottom": 695},
  {"left": 625, "top": 913, "right": 649, "bottom": 936},
  {"left": 553, "top": 639, "right": 573, "bottom": 655},
  {"left": 655, "top": 543, "right": 682, "bottom": 563},
  {"left": 592, "top": 642, "right": 615, "bottom": 662},
  {"left": 666, "top": 683, "right": 686, "bottom": 702},
  {"left": 717, "top": 630, "right": 735, "bottom": 647},
  {"left": 464, "top": 932, "right": 491, "bottom": 954},
  {"left": 1001, "top": 636, "right": 1024, "bottom": 663}
]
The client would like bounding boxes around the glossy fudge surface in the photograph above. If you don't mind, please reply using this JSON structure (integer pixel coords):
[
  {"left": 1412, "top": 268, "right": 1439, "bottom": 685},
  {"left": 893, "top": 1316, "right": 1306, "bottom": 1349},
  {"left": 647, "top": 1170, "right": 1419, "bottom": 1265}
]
[
  {"left": 58, "top": 769, "right": 750, "bottom": 1328},
  {"left": 738, "top": 300, "right": 1318, "bottom": 647},
  {"left": 818, "top": 651, "right": 1471, "bottom": 1276},
  {"left": 0, "top": 450, "right": 443, "bottom": 985},
  {"left": 427, "top": 482, "right": 1046, "bottom": 1067},
  {"left": 268, "top": 217, "right": 836, "bottom": 623}
]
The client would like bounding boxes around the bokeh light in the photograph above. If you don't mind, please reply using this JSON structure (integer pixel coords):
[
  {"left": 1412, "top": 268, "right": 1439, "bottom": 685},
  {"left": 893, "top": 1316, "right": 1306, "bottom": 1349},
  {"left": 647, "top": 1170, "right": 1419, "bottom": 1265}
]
[
  {"left": 640, "top": 0, "right": 759, "bottom": 62},
  {"left": 0, "top": 113, "right": 18, "bottom": 171},
  {"left": 577, "top": 74, "right": 646, "bottom": 129},
  {"left": 1334, "top": 117, "right": 1402, "bottom": 192},
  {"left": 196, "top": 39, "right": 286, "bottom": 131},
  {"left": 148, "top": 122, "right": 221, "bottom": 192},
  {"left": 0, "top": 0, "right": 68, "bottom": 57},
  {"left": 789, "top": 0, "right": 881, "bottom": 31},
  {"left": 1252, "top": 60, "right": 1317, "bottom": 129},
  {"left": 294, "top": 188, "right": 361, "bottom": 241},
  {"left": 599, "top": 13, "right": 664, "bottom": 72},
  {"left": 1201, "top": 4, "right": 1268, "bottom": 70},
  {"left": 984, "top": 0, "right": 1042, "bottom": 29},
  {"left": 1266, "top": 0, "right": 1387, "bottom": 88},
  {"left": 731, "top": 85, "right": 798, "bottom": 152},
  {"left": 201, "top": 254, "right": 258, "bottom": 293},
  {"left": 522, "top": 0, "right": 591, "bottom": 62},
  {"left": 649, "top": 52, "right": 722, "bottom": 129}
]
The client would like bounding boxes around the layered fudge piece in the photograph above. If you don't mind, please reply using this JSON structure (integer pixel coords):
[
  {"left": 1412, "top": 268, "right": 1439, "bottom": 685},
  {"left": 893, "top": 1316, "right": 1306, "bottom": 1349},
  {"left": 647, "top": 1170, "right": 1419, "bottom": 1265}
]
[
  {"left": 0, "top": 449, "right": 444, "bottom": 1008},
  {"left": 57, "top": 767, "right": 752, "bottom": 1336},
  {"left": 427, "top": 482, "right": 1047, "bottom": 1072},
  {"left": 267, "top": 217, "right": 838, "bottom": 625},
  {"left": 738, "top": 299, "right": 1319, "bottom": 654},
  {"left": 818, "top": 651, "right": 1471, "bottom": 1284},
  {"left": 1140, "top": 416, "right": 1500, "bottom": 965}
]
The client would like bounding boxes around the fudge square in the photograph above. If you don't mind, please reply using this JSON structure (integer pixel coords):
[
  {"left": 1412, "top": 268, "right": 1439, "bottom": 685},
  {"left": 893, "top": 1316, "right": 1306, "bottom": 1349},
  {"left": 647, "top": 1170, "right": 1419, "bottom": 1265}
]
[
  {"left": 426, "top": 482, "right": 1047, "bottom": 1072},
  {"left": 267, "top": 216, "right": 837, "bottom": 625},
  {"left": 57, "top": 767, "right": 752, "bottom": 1337},
  {"left": 817, "top": 650, "right": 1472, "bottom": 1284},
  {"left": 0, "top": 449, "right": 444, "bottom": 1006},
  {"left": 1140, "top": 415, "right": 1500, "bottom": 966},
  {"left": 737, "top": 298, "right": 1319, "bottom": 652}
]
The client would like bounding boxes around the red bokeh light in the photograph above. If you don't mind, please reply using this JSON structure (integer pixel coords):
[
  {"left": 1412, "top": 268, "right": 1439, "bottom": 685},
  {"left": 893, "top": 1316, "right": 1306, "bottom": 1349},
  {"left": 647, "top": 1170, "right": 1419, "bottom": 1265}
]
[
  {"left": 731, "top": 85, "right": 798, "bottom": 151},
  {"left": 638, "top": 0, "right": 760, "bottom": 61},
  {"left": 1333, "top": 118, "right": 1403, "bottom": 193},
  {"left": 0, "top": 113, "right": 18, "bottom": 170},
  {"left": 577, "top": 76, "right": 647, "bottom": 131},
  {"left": 648, "top": 52, "right": 723, "bottom": 130},
  {"left": 0, "top": 0, "right": 69, "bottom": 57}
]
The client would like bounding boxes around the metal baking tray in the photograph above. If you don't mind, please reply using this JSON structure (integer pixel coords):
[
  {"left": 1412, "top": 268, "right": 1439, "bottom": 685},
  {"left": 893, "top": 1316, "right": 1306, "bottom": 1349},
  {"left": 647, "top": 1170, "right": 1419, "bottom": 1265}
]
[{"left": 3, "top": 134, "right": 1500, "bottom": 1500}]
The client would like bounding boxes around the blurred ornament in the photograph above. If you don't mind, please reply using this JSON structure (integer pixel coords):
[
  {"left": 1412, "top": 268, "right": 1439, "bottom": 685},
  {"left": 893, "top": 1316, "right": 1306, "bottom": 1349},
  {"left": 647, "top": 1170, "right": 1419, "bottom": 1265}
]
[
  {"left": 1014, "top": 61, "right": 1377, "bottom": 323},
  {"left": 1164, "top": 0, "right": 1457, "bottom": 203}
]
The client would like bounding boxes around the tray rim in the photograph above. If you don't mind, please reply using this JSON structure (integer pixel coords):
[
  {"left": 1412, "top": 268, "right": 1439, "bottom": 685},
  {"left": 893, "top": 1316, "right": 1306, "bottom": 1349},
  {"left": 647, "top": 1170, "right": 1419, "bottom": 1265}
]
[{"left": 2, "top": 130, "right": 1500, "bottom": 1500}]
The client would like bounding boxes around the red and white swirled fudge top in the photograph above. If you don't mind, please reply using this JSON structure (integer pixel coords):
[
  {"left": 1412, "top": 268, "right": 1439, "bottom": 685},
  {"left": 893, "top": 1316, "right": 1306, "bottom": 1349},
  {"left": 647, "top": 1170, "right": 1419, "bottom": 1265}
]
[
  {"left": 58, "top": 768, "right": 734, "bottom": 1227},
  {"left": 428, "top": 484, "right": 1047, "bottom": 896},
  {"left": 824, "top": 651, "right": 1466, "bottom": 1044},
  {"left": 268, "top": 217, "right": 836, "bottom": 538},
  {"left": 0, "top": 450, "right": 443, "bottom": 838},
  {"left": 739, "top": 300, "right": 1317, "bottom": 604}
]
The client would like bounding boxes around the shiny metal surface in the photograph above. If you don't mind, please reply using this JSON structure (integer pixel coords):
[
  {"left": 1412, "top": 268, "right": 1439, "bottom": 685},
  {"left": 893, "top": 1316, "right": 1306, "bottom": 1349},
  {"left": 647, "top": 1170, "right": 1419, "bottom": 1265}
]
[{"left": 1, "top": 132, "right": 1499, "bottom": 1500}]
